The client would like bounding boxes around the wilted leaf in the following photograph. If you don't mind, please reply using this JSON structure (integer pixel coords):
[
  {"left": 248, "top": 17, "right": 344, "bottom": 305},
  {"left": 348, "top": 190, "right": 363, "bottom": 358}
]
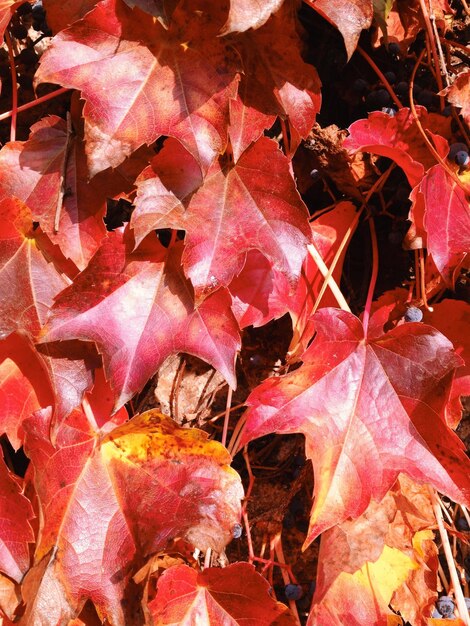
[
  {"left": 241, "top": 308, "right": 470, "bottom": 545},
  {"left": 441, "top": 71, "right": 470, "bottom": 126}
]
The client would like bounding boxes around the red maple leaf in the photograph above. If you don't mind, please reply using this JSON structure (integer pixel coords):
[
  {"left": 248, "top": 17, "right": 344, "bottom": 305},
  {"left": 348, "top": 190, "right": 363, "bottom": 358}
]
[
  {"left": 22, "top": 407, "right": 243, "bottom": 623},
  {"left": 240, "top": 308, "right": 470, "bottom": 545},
  {"left": 150, "top": 562, "right": 296, "bottom": 624},
  {"left": 42, "top": 232, "right": 240, "bottom": 409},
  {"left": 36, "top": 0, "right": 239, "bottom": 176}
]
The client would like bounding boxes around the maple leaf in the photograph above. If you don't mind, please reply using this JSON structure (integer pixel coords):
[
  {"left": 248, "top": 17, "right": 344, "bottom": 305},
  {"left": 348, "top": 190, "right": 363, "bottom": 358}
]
[
  {"left": 149, "top": 562, "right": 296, "bottom": 625},
  {"left": 0, "top": 198, "right": 69, "bottom": 340},
  {"left": 309, "top": 475, "right": 437, "bottom": 626},
  {"left": 221, "top": 0, "right": 284, "bottom": 34},
  {"left": 42, "top": 232, "right": 240, "bottom": 409},
  {"left": 304, "top": 0, "right": 373, "bottom": 59},
  {"left": 22, "top": 407, "right": 243, "bottom": 624},
  {"left": 36, "top": 0, "right": 239, "bottom": 176},
  {"left": 240, "top": 308, "right": 470, "bottom": 545},
  {"left": 416, "top": 165, "right": 470, "bottom": 286},
  {"left": 0, "top": 454, "right": 34, "bottom": 584},
  {"left": 229, "top": 6, "right": 321, "bottom": 158},
  {"left": 440, "top": 71, "right": 470, "bottom": 126},
  {"left": 0, "top": 334, "right": 52, "bottom": 449},
  {"left": 344, "top": 108, "right": 451, "bottom": 187},
  {"left": 182, "top": 137, "right": 311, "bottom": 298}
]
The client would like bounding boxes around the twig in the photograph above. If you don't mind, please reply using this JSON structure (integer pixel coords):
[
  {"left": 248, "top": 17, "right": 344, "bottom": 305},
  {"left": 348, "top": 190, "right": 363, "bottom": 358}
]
[
  {"left": 307, "top": 243, "right": 351, "bottom": 313},
  {"left": 429, "top": 487, "right": 470, "bottom": 625},
  {"left": 362, "top": 217, "right": 379, "bottom": 335},
  {"left": 4, "top": 31, "right": 18, "bottom": 142},
  {"left": 357, "top": 46, "right": 402, "bottom": 110},
  {"left": 221, "top": 386, "right": 233, "bottom": 448},
  {"left": 0, "top": 87, "right": 70, "bottom": 122}
]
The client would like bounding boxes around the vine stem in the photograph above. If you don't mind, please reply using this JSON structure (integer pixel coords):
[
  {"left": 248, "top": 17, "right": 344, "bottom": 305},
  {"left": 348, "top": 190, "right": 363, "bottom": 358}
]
[
  {"left": 429, "top": 487, "right": 470, "bottom": 625},
  {"left": 4, "top": 30, "right": 18, "bottom": 141},
  {"left": 409, "top": 50, "right": 469, "bottom": 192},
  {"left": 357, "top": 46, "right": 402, "bottom": 110},
  {"left": 221, "top": 385, "right": 233, "bottom": 448},
  {"left": 273, "top": 534, "right": 302, "bottom": 626},
  {"left": 307, "top": 243, "right": 351, "bottom": 313},
  {"left": 362, "top": 217, "right": 378, "bottom": 337},
  {"left": 418, "top": 0, "right": 446, "bottom": 100},
  {"left": 0, "top": 87, "right": 70, "bottom": 122}
]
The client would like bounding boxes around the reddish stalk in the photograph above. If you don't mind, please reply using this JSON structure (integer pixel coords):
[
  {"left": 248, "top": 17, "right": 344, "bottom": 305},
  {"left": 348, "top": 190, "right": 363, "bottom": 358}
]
[
  {"left": 418, "top": 248, "right": 433, "bottom": 312},
  {"left": 418, "top": 0, "right": 446, "bottom": 100},
  {"left": 357, "top": 46, "right": 402, "bottom": 110},
  {"left": 221, "top": 386, "right": 233, "bottom": 448},
  {"left": 362, "top": 217, "right": 379, "bottom": 336},
  {"left": 273, "top": 534, "right": 302, "bottom": 626},
  {"left": 4, "top": 30, "right": 18, "bottom": 141},
  {"left": 0, "top": 87, "right": 70, "bottom": 122},
  {"left": 409, "top": 50, "right": 469, "bottom": 192}
]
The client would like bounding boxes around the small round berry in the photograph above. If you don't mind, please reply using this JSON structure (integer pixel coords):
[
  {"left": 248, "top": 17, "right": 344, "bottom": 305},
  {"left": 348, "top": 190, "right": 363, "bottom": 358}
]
[
  {"left": 395, "top": 81, "right": 408, "bottom": 95},
  {"left": 436, "top": 596, "right": 455, "bottom": 618},
  {"left": 375, "top": 89, "right": 391, "bottom": 106},
  {"left": 404, "top": 307, "right": 423, "bottom": 322},
  {"left": 310, "top": 168, "right": 321, "bottom": 182},
  {"left": 353, "top": 78, "right": 368, "bottom": 94},
  {"left": 285, "top": 584, "right": 303, "bottom": 601},
  {"left": 388, "top": 42, "right": 400, "bottom": 55},
  {"left": 232, "top": 523, "right": 243, "bottom": 539},
  {"left": 443, "top": 105, "right": 452, "bottom": 117},
  {"left": 456, "top": 517, "right": 470, "bottom": 532},
  {"left": 455, "top": 150, "right": 469, "bottom": 167},
  {"left": 384, "top": 71, "right": 396, "bottom": 84},
  {"left": 448, "top": 142, "right": 467, "bottom": 160},
  {"left": 381, "top": 107, "right": 396, "bottom": 116}
]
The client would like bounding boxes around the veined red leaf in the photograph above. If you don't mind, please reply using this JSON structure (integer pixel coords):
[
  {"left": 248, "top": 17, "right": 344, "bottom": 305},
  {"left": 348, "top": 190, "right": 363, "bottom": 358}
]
[
  {"left": 419, "top": 165, "right": 470, "bottom": 286},
  {"left": 22, "top": 408, "right": 243, "bottom": 624},
  {"left": 0, "top": 198, "right": 68, "bottom": 340},
  {"left": 149, "top": 562, "right": 295, "bottom": 625},
  {"left": 344, "top": 108, "right": 451, "bottom": 187},
  {"left": 43, "top": 0, "right": 98, "bottom": 32},
  {"left": 42, "top": 232, "right": 240, "bottom": 410},
  {"left": 240, "top": 308, "right": 470, "bottom": 545},
  {"left": 440, "top": 70, "right": 470, "bottom": 126},
  {"left": 0, "top": 453, "right": 34, "bottom": 584},
  {"left": 181, "top": 137, "right": 311, "bottom": 298},
  {"left": 0, "top": 334, "right": 52, "bottom": 449},
  {"left": 36, "top": 0, "right": 239, "bottom": 176}
]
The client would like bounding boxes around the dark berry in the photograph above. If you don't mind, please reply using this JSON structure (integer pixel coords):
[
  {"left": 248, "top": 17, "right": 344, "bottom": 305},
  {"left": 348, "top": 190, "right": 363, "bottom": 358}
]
[
  {"left": 443, "top": 105, "right": 452, "bottom": 117},
  {"left": 10, "top": 24, "right": 28, "bottom": 39},
  {"left": 416, "top": 89, "right": 434, "bottom": 107},
  {"left": 353, "top": 78, "right": 368, "bottom": 94},
  {"left": 375, "top": 89, "right": 391, "bottom": 106},
  {"left": 436, "top": 596, "right": 455, "bottom": 618},
  {"left": 455, "top": 150, "right": 469, "bottom": 167},
  {"left": 432, "top": 608, "right": 443, "bottom": 618},
  {"left": 232, "top": 523, "right": 243, "bottom": 539},
  {"left": 310, "top": 168, "right": 321, "bottom": 182},
  {"left": 16, "top": 47, "right": 38, "bottom": 65},
  {"left": 388, "top": 42, "right": 400, "bottom": 55},
  {"left": 285, "top": 584, "right": 303, "bottom": 601},
  {"left": 381, "top": 107, "right": 396, "bottom": 116},
  {"left": 464, "top": 597, "right": 470, "bottom": 611},
  {"left": 384, "top": 71, "right": 396, "bottom": 84},
  {"left": 404, "top": 307, "right": 423, "bottom": 322},
  {"left": 456, "top": 517, "right": 470, "bottom": 531},
  {"left": 17, "top": 2, "right": 32, "bottom": 15},
  {"left": 396, "top": 81, "right": 409, "bottom": 95},
  {"left": 449, "top": 143, "right": 468, "bottom": 160}
]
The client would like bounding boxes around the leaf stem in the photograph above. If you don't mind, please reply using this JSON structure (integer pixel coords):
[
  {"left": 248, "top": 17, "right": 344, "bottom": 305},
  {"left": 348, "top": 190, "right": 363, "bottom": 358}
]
[
  {"left": 307, "top": 243, "right": 351, "bottom": 313},
  {"left": 4, "top": 30, "right": 18, "bottom": 141},
  {"left": 221, "top": 385, "right": 233, "bottom": 448},
  {"left": 429, "top": 487, "right": 470, "bottom": 625},
  {"left": 362, "top": 217, "right": 378, "bottom": 336},
  {"left": 0, "top": 87, "right": 70, "bottom": 122}
]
